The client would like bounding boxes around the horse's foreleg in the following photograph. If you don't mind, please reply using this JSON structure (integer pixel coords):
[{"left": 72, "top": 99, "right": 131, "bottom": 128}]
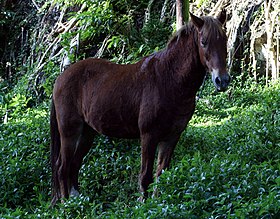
[
  {"left": 139, "top": 134, "right": 158, "bottom": 200},
  {"left": 70, "top": 125, "right": 96, "bottom": 196}
]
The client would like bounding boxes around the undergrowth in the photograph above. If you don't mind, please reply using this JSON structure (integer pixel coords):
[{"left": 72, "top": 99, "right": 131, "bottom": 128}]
[{"left": 0, "top": 77, "right": 279, "bottom": 218}]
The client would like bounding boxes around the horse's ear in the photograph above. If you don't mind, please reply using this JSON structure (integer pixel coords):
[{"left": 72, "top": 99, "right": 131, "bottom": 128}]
[
  {"left": 217, "top": 9, "right": 227, "bottom": 25},
  {"left": 190, "top": 12, "right": 204, "bottom": 30}
]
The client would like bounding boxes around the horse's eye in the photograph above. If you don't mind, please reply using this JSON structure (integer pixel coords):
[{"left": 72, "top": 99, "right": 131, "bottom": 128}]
[{"left": 201, "top": 40, "right": 207, "bottom": 47}]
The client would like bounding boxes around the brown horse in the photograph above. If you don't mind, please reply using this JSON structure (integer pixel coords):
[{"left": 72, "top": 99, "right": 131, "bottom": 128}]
[{"left": 50, "top": 10, "right": 230, "bottom": 205}]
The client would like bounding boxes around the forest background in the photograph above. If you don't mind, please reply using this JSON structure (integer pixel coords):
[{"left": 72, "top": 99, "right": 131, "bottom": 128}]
[{"left": 0, "top": 0, "right": 279, "bottom": 218}]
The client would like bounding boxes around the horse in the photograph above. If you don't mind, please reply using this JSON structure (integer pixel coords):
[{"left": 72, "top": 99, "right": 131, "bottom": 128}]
[{"left": 50, "top": 10, "right": 230, "bottom": 205}]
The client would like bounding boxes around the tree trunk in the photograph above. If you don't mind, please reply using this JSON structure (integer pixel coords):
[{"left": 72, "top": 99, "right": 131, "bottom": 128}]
[
  {"left": 176, "top": 0, "right": 189, "bottom": 31},
  {"left": 264, "top": 0, "right": 278, "bottom": 83}
]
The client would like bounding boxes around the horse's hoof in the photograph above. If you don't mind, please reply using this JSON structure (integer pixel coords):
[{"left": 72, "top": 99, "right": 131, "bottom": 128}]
[
  {"left": 50, "top": 196, "right": 58, "bottom": 207},
  {"left": 137, "top": 196, "right": 145, "bottom": 203},
  {"left": 152, "top": 188, "right": 158, "bottom": 199},
  {"left": 70, "top": 187, "right": 80, "bottom": 197}
]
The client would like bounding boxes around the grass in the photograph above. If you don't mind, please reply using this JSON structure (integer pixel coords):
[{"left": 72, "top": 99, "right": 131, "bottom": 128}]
[{"left": 0, "top": 78, "right": 279, "bottom": 218}]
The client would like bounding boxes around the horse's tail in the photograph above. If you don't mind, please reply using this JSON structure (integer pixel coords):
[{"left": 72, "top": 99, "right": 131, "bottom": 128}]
[{"left": 50, "top": 98, "right": 60, "bottom": 205}]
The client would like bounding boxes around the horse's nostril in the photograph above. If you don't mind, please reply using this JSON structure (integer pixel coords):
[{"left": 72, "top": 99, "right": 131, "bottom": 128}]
[{"left": 215, "top": 77, "right": 221, "bottom": 86}]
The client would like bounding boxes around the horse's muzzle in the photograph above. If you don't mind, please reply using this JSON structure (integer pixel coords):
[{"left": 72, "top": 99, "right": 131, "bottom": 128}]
[{"left": 212, "top": 72, "right": 231, "bottom": 92}]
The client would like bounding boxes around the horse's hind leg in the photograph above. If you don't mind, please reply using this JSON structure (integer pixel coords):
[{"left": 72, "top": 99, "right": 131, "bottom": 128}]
[
  {"left": 156, "top": 137, "right": 179, "bottom": 177},
  {"left": 154, "top": 136, "right": 180, "bottom": 196},
  {"left": 58, "top": 120, "right": 83, "bottom": 200},
  {"left": 69, "top": 124, "right": 96, "bottom": 196}
]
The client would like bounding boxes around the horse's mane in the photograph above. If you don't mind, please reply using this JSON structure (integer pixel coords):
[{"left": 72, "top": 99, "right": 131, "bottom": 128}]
[
  {"left": 140, "top": 16, "right": 227, "bottom": 74},
  {"left": 167, "top": 16, "right": 226, "bottom": 47},
  {"left": 167, "top": 24, "right": 196, "bottom": 48}
]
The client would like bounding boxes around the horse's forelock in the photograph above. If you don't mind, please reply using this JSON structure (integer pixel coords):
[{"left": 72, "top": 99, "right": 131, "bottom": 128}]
[{"left": 200, "top": 16, "right": 227, "bottom": 42}]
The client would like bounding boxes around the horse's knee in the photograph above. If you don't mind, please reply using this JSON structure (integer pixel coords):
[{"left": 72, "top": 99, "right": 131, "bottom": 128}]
[
  {"left": 57, "top": 165, "right": 66, "bottom": 188},
  {"left": 58, "top": 163, "right": 66, "bottom": 180}
]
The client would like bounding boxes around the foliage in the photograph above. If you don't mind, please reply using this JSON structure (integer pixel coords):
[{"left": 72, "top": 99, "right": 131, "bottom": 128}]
[
  {"left": 58, "top": 0, "right": 172, "bottom": 62},
  {"left": 1, "top": 0, "right": 172, "bottom": 103},
  {"left": 2, "top": 0, "right": 279, "bottom": 104},
  {"left": 1, "top": 77, "right": 279, "bottom": 218},
  {"left": 0, "top": 103, "right": 50, "bottom": 209},
  {"left": 0, "top": 0, "right": 41, "bottom": 82}
]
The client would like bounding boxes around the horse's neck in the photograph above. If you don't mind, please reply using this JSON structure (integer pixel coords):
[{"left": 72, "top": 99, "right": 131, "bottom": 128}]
[{"left": 158, "top": 31, "right": 206, "bottom": 93}]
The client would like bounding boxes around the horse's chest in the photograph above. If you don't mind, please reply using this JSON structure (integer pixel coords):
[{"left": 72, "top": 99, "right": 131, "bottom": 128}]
[{"left": 138, "top": 97, "right": 195, "bottom": 136}]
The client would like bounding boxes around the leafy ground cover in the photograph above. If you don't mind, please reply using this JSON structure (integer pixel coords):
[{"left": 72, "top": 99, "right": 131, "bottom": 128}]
[{"left": 0, "top": 78, "right": 279, "bottom": 218}]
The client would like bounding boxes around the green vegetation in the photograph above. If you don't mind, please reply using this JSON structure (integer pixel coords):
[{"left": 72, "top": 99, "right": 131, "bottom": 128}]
[{"left": 1, "top": 77, "right": 279, "bottom": 218}]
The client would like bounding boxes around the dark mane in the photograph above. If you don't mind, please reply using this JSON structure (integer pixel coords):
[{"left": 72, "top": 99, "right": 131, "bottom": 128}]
[
  {"left": 167, "top": 16, "right": 226, "bottom": 48},
  {"left": 167, "top": 23, "right": 196, "bottom": 47}
]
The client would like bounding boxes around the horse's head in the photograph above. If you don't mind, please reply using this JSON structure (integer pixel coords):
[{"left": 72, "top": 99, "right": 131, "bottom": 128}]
[{"left": 190, "top": 10, "right": 231, "bottom": 92}]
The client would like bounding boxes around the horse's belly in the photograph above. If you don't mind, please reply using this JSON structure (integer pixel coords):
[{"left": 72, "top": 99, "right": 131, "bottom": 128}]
[
  {"left": 98, "top": 123, "right": 140, "bottom": 139},
  {"left": 87, "top": 113, "right": 140, "bottom": 139}
]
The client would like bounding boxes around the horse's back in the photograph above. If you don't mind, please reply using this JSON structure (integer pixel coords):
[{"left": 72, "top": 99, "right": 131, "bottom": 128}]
[{"left": 54, "top": 58, "right": 139, "bottom": 100}]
